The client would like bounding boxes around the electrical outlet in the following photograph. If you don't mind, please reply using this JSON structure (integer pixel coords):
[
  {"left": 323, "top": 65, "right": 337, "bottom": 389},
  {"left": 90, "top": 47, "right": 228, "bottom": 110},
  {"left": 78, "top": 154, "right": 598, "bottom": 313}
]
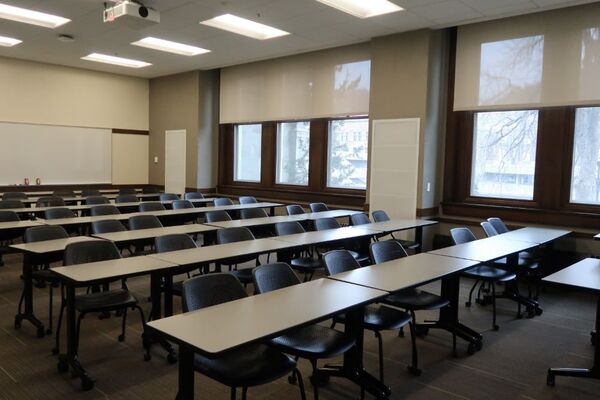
[
  {"left": 154, "top": 156, "right": 158, "bottom": 163},
  {"left": 426, "top": 182, "right": 431, "bottom": 192}
]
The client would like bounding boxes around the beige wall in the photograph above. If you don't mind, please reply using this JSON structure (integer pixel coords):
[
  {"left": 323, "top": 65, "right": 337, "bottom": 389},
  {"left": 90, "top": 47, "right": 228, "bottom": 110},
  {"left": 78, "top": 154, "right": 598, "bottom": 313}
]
[{"left": 0, "top": 56, "right": 148, "bottom": 130}]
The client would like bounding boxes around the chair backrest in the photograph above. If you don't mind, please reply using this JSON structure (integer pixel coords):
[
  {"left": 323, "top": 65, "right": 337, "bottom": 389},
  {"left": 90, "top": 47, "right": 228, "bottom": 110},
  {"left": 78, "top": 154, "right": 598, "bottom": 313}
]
[
  {"left": 116, "top": 194, "right": 139, "bottom": 203},
  {"left": 314, "top": 217, "right": 341, "bottom": 231},
  {"left": 480, "top": 221, "right": 498, "bottom": 238},
  {"left": 91, "top": 220, "right": 126, "bottom": 234},
  {"left": 85, "top": 196, "right": 109, "bottom": 205},
  {"left": 487, "top": 217, "right": 509, "bottom": 234},
  {"left": 160, "top": 193, "right": 180, "bottom": 201},
  {"left": 450, "top": 227, "right": 477, "bottom": 245},
  {"left": 128, "top": 215, "right": 163, "bottom": 230},
  {"left": 90, "top": 205, "right": 120, "bottom": 217},
  {"left": 3, "top": 192, "right": 27, "bottom": 200},
  {"left": 44, "top": 207, "right": 75, "bottom": 220},
  {"left": 172, "top": 200, "right": 194, "bottom": 210},
  {"left": 24, "top": 225, "right": 68, "bottom": 243},
  {"left": 184, "top": 192, "right": 204, "bottom": 200},
  {"left": 36, "top": 196, "right": 65, "bottom": 207},
  {"left": 239, "top": 196, "right": 257, "bottom": 204},
  {"left": 155, "top": 233, "right": 198, "bottom": 253},
  {"left": 142, "top": 186, "right": 159, "bottom": 194},
  {"left": 205, "top": 210, "right": 232, "bottom": 223},
  {"left": 139, "top": 202, "right": 166, "bottom": 212},
  {"left": 350, "top": 213, "right": 371, "bottom": 226},
  {"left": 81, "top": 189, "right": 101, "bottom": 197},
  {"left": 253, "top": 263, "right": 300, "bottom": 294},
  {"left": 369, "top": 240, "right": 408, "bottom": 264},
  {"left": 119, "top": 188, "right": 137, "bottom": 195},
  {"left": 240, "top": 208, "right": 268, "bottom": 219},
  {"left": 309, "top": 202, "right": 329, "bottom": 213},
  {"left": 182, "top": 273, "right": 248, "bottom": 312},
  {"left": 213, "top": 198, "right": 234, "bottom": 207},
  {"left": 0, "top": 210, "right": 19, "bottom": 222},
  {"left": 53, "top": 190, "right": 75, "bottom": 197},
  {"left": 286, "top": 204, "right": 305, "bottom": 215},
  {"left": 274, "top": 221, "right": 305, "bottom": 236},
  {"left": 322, "top": 250, "right": 360, "bottom": 275},
  {"left": 63, "top": 240, "right": 121, "bottom": 266},
  {"left": 216, "top": 227, "right": 255, "bottom": 244},
  {"left": 0, "top": 199, "right": 24, "bottom": 209},
  {"left": 371, "top": 210, "right": 390, "bottom": 222}
]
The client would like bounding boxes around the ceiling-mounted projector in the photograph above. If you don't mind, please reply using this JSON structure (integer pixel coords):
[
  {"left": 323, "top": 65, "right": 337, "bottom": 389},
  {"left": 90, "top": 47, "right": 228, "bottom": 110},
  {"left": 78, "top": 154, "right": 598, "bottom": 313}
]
[{"left": 103, "top": 1, "right": 160, "bottom": 25}]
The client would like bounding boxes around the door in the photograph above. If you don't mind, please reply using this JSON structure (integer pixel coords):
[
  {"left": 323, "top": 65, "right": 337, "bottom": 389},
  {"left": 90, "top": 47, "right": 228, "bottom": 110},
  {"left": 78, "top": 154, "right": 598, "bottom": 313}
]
[{"left": 165, "top": 130, "right": 186, "bottom": 195}]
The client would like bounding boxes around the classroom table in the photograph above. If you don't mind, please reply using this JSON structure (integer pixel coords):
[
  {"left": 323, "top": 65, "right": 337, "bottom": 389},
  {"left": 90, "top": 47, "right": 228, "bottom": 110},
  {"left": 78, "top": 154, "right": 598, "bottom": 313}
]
[
  {"left": 51, "top": 256, "right": 178, "bottom": 390},
  {"left": 272, "top": 225, "right": 378, "bottom": 246},
  {"left": 146, "top": 278, "right": 390, "bottom": 400},
  {"left": 91, "top": 224, "right": 220, "bottom": 247},
  {"left": 544, "top": 258, "right": 600, "bottom": 386},
  {"left": 10, "top": 236, "right": 102, "bottom": 337},
  {"left": 358, "top": 218, "right": 439, "bottom": 253},
  {"left": 496, "top": 227, "right": 571, "bottom": 244},
  {"left": 10, "top": 198, "right": 215, "bottom": 214},
  {"left": 0, "top": 220, "right": 46, "bottom": 266}
]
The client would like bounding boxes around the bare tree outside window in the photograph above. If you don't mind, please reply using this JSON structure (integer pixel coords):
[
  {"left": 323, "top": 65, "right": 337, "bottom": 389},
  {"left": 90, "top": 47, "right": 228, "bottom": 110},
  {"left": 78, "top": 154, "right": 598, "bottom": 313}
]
[
  {"left": 327, "top": 118, "right": 369, "bottom": 189},
  {"left": 276, "top": 122, "right": 310, "bottom": 185},
  {"left": 571, "top": 107, "right": 600, "bottom": 204}
]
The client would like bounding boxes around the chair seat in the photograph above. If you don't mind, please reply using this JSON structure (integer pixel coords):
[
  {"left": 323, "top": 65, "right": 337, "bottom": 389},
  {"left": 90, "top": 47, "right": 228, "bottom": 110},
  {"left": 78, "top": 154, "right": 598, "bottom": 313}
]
[
  {"left": 493, "top": 257, "right": 540, "bottom": 271},
  {"left": 290, "top": 257, "right": 322, "bottom": 272},
  {"left": 395, "top": 239, "right": 420, "bottom": 250},
  {"left": 384, "top": 288, "right": 449, "bottom": 311},
  {"left": 462, "top": 265, "right": 516, "bottom": 282},
  {"left": 194, "top": 343, "right": 295, "bottom": 388},
  {"left": 270, "top": 324, "right": 355, "bottom": 359},
  {"left": 336, "top": 304, "right": 411, "bottom": 332},
  {"left": 32, "top": 269, "right": 60, "bottom": 283},
  {"left": 348, "top": 251, "right": 370, "bottom": 264},
  {"left": 230, "top": 268, "right": 254, "bottom": 284},
  {"left": 75, "top": 289, "right": 138, "bottom": 313}
]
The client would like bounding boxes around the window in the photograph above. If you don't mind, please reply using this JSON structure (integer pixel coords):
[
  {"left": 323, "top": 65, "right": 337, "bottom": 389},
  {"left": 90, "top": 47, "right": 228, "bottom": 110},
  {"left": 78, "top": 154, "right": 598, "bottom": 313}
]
[
  {"left": 327, "top": 118, "right": 369, "bottom": 190},
  {"left": 570, "top": 107, "right": 600, "bottom": 204},
  {"left": 276, "top": 121, "right": 310, "bottom": 185},
  {"left": 470, "top": 110, "right": 539, "bottom": 200},
  {"left": 234, "top": 124, "right": 262, "bottom": 182}
]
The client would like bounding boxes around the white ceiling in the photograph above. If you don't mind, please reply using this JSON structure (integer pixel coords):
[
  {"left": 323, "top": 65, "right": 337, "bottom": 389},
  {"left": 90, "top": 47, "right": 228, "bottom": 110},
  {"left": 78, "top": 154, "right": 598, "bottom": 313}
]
[{"left": 0, "top": 0, "right": 597, "bottom": 78}]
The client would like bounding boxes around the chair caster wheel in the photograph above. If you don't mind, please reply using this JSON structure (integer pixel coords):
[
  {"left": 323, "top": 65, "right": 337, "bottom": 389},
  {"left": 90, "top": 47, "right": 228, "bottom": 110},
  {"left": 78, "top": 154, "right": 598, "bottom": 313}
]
[
  {"left": 57, "top": 360, "right": 69, "bottom": 373},
  {"left": 81, "top": 376, "right": 95, "bottom": 391},
  {"left": 118, "top": 334, "right": 125, "bottom": 342},
  {"left": 52, "top": 347, "right": 59, "bottom": 355},
  {"left": 288, "top": 375, "right": 297, "bottom": 384},
  {"left": 493, "top": 325, "right": 500, "bottom": 331},
  {"left": 546, "top": 374, "right": 555, "bottom": 387},
  {"left": 465, "top": 301, "right": 471, "bottom": 307},
  {"left": 467, "top": 341, "right": 482, "bottom": 355},
  {"left": 535, "top": 308, "right": 543, "bottom": 316},
  {"left": 167, "top": 353, "right": 178, "bottom": 364},
  {"left": 527, "top": 309, "right": 535, "bottom": 318},
  {"left": 36, "top": 327, "right": 45, "bottom": 338},
  {"left": 144, "top": 353, "right": 151, "bottom": 362},
  {"left": 407, "top": 366, "right": 422, "bottom": 376}
]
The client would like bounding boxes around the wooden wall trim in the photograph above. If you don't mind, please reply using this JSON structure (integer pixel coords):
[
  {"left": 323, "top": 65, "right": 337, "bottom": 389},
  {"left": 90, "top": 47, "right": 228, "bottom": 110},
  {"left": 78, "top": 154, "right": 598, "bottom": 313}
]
[
  {"left": 112, "top": 128, "right": 149, "bottom": 136},
  {"left": 417, "top": 206, "right": 439, "bottom": 217}
]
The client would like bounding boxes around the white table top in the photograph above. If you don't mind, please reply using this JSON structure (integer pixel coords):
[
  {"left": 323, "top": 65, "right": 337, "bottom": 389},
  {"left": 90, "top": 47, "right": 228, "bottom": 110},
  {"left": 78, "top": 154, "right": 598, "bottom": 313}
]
[
  {"left": 429, "top": 235, "right": 536, "bottom": 263},
  {"left": 146, "top": 278, "right": 386, "bottom": 355},
  {"left": 357, "top": 219, "right": 438, "bottom": 234},
  {"left": 302, "top": 210, "right": 362, "bottom": 220},
  {"left": 272, "top": 226, "right": 376, "bottom": 246},
  {"left": 10, "top": 236, "right": 101, "bottom": 254},
  {"left": 0, "top": 220, "right": 45, "bottom": 230},
  {"left": 543, "top": 258, "right": 600, "bottom": 293},
  {"left": 205, "top": 214, "right": 307, "bottom": 229},
  {"left": 496, "top": 227, "right": 571, "bottom": 245},
  {"left": 92, "top": 224, "right": 219, "bottom": 243}
]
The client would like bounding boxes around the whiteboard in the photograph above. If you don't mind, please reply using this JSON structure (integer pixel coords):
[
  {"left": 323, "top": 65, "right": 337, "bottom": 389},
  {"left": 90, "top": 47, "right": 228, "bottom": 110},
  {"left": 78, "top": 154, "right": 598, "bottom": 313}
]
[{"left": 0, "top": 122, "right": 111, "bottom": 185}]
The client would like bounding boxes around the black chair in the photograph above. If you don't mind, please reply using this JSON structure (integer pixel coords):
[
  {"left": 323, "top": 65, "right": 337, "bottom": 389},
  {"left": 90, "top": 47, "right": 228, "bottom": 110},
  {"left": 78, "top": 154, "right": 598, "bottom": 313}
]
[
  {"left": 53, "top": 190, "right": 75, "bottom": 197},
  {"left": 54, "top": 241, "right": 146, "bottom": 356},
  {"left": 216, "top": 227, "right": 259, "bottom": 286},
  {"left": 36, "top": 196, "right": 65, "bottom": 207},
  {"left": 44, "top": 207, "right": 75, "bottom": 220},
  {"left": 142, "top": 186, "right": 159, "bottom": 194},
  {"left": 3, "top": 192, "right": 27, "bottom": 200},
  {"left": 0, "top": 199, "right": 25, "bottom": 209},
  {"left": 0, "top": 211, "right": 20, "bottom": 266},
  {"left": 182, "top": 274, "right": 306, "bottom": 400},
  {"left": 90, "top": 205, "right": 120, "bottom": 217},
  {"left": 172, "top": 200, "right": 194, "bottom": 209},
  {"left": 129, "top": 215, "right": 163, "bottom": 230},
  {"left": 20, "top": 226, "right": 69, "bottom": 335},
  {"left": 286, "top": 205, "right": 305, "bottom": 215},
  {"left": 119, "top": 188, "right": 137, "bottom": 195},
  {"left": 253, "top": 263, "right": 354, "bottom": 399},
  {"left": 139, "top": 202, "right": 165, "bottom": 212},
  {"left": 322, "top": 250, "right": 416, "bottom": 380},
  {"left": 240, "top": 208, "right": 268, "bottom": 219},
  {"left": 91, "top": 220, "right": 126, "bottom": 234},
  {"left": 85, "top": 196, "right": 109, "bottom": 205},
  {"left": 450, "top": 227, "right": 518, "bottom": 330},
  {"left": 184, "top": 192, "right": 204, "bottom": 200},
  {"left": 214, "top": 198, "right": 234, "bottom": 206},
  {"left": 239, "top": 196, "right": 257, "bottom": 204},
  {"left": 160, "top": 193, "right": 180, "bottom": 201},
  {"left": 274, "top": 222, "right": 322, "bottom": 281},
  {"left": 370, "top": 240, "right": 452, "bottom": 368},
  {"left": 205, "top": 210, "right": 232, "bottom": 223},
  {"left": 371, "top": 210, "right": 419, "bottom": 251},
  {"left": 488, "top": 217, "right": 536, "bottom": 260},
  {"left": 116, "top": 194, "right": 138, "bottom": 203},
  {"left": 155, "top": 234, "right": 201, "bottom": 297},
  {"left": 314, "top": 218, "right": 369, "bottom": 264},
  {"left": 309, "top": 203, "right": 329, "bottom": 213},
  {"left": 350, "top": 213, "right": 371, "bottom": 226},
  {"left": 81, "top": 189, "right": 101, "bottom": 197}
]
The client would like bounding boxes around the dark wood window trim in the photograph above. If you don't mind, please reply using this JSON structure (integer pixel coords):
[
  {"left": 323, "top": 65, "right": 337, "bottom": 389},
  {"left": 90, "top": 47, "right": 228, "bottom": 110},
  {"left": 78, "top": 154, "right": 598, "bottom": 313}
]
[{"left": 111, "top": 128, "right": 149, "bottom": 136}]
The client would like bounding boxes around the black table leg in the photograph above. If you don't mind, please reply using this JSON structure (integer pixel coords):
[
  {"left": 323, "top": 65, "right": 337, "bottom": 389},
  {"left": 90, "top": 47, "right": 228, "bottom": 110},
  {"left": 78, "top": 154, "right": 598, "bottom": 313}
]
[
  {"left": 547, "top": 295, "right": 600, "bottom": 386},
  {"left": 143, "top": 273, "right": 177, "bottom": 363},
  {"left": 57, "top": 283, "right": 95, "bottom": 390},
  {"left": 176, "top": 343, "right": 195, "bottom": 400},
  {"left": 415, "top": 227, "right": 423, "bottom": 254},
  {"left": 14, "top": 253, "right": 45, "bottom": 338}
]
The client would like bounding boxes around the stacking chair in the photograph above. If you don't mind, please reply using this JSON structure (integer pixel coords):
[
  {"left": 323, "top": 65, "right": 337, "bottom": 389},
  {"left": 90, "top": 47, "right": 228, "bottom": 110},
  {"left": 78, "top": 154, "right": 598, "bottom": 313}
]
[
  {"left": 3, "top": 192, "right": 27, "bottom": 200},
  {"left": 160, "top": 193, "right": 179, "bottom": 201},
  {"left": 139, "top": 202, "right": 166, "bottom": 212},
  {"left": 36, "top": 196, "right": 65, "bottom": 207},
  {"left": 155, "top": 234, "right": 201, "bottom": 297},
  {"left": 286, "top": 204, "right": 305, "bottom": 215},
  {"left": 309, "top": 203, "right": 329, "bottom": 213},
  {"left": 0, "top": 199, "right": 25, "bottom": 209},
  {"left": 184, "top": 192, "right": 204, "bottom": 200},
  {"left": 205, "top": 210, "right": 232, "bottom": 223},
  {"left": 129, "top": 215, "right": 162, "bottom": 230},
  {"left": 182, "top": 274, "right": 306, "bottom": 400},
  {"left": 172, "top": 200, "right": 194, "bottom": 209},
  {"left": 20, "top": 226, "right": 69, "bottom": 336},
  {"left": 370, "top": 240, "right": 452, "bottom": 367},
  {"left": 274, "top": 222, "right": 322, "bottom": 281},
  {"left": 91, "top": 220, "right": 126, "bottom": 234},
  {"left": 44, "top": 207, "right": 75, "bottom": 220},
  {"left": 372, "top": 210, "right": 419, "bottom": 251},
  {"left": 115, "top": 194, "right": 138, "bottom": 203},
  {"left": 488, "top": 217, "right": 537, "bottom": 259},
  {"left": 350, "top": 213, "right": 371, "bottom": 226},
  {"left": 239, "top": 196, "right": 257, "bottom": 204},
  {"left": 314, "top": 217, "right": 369, "bottom": 264},
  {"left": 253, "top": 263, "right": 355, "bottom": 399},
  {"left": 118, "top": 188, "right": 137, "bottom": 195},
  {"left": 216, "top": 227, "right": 259, "bottom": 286},
  {"left": 53, "top": 190, "right": 75, "bottom": 197},
  {"left": 54, "top": 241, "right": 146, "bottom": 356},
  {"left": 240, "top": 208, "right": 268, "bottom": 219},
  {"left": 142, "top": 186, "right": 159, "bottom": 194},
  {"left": 450, "top": 227, "right": 519, "bottom": 330},
  {"left": 90, "top": 205, "right": 120, "bottom": 217},
  {"left": 85, "top": 196, "right": 109, "bottom": 205},
  {"left": 81, "top": 189, "right": 101, "bottom": 197},
  {"left": 0, "top": 211, "right": 20, "bottom": 266},
  {"left": 214, "top": 197, "right": 234, "bottom": 206},
  {"left": 322, "top": 250, "right": 416, "bottom": 380}
]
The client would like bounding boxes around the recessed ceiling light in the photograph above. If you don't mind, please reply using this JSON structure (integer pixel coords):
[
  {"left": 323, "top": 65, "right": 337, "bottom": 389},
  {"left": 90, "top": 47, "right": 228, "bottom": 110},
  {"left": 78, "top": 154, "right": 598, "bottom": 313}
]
[
  {"left": 0, "top": 3, "right": 70, "bottom": 28},
  {"left": 200, "top": 14, "right": 289, "bottom": 40},
  {"left": 315, "top": 0, "right": 403, "bottom": 18},
  {"left": 131, "top": 37, "right": 210, "bottom": 56},
  {"left": 81, "top": 53, "right": 151, "bottom": 69},
  {"left": 0, "top": 35, "right": 21, "bottom": 47}
]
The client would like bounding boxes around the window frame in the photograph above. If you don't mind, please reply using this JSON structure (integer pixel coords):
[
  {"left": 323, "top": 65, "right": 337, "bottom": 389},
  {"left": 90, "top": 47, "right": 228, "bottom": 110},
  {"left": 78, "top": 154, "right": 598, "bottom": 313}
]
[{"left": 274, "top": 120, "right": 311, "bottom": 187}]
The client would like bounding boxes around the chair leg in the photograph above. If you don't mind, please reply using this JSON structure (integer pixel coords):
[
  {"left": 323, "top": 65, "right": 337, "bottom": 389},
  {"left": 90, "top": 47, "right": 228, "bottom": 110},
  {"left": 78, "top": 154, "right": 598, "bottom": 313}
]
[
  {"left": 492, "top": 282, "right": 499, "bottom": 331},
  {"left": 230, "top": 387, "right": 236, "bottom": 400},
  {"left": 241, "top": 387, "right": 248, "bottom": 400},
  {"left": 407, "top": 316, "right": 421, "bottom": 376},
  {"left": 374, "top": 330, "right": 384, "bottom": 383},
  {"left": 75, "top": 313, "right": 85, "bottom": 355},
  {"left": 466, "top": 280, "right": 479, "bottom": 307},
  {"left": 17, "top": 286, "right": 25, "bottom": 314},
  {"left": 46, "top": 284, "right": 53, "bottom": 335},
  {"left": 294, "top": 368, "right": 307, "bottom": 400},
  {"left": 118, "top": 308, "right": 128, "bottom": 342},
  {"left": 53, "top": 300, "right": 66, "bottom": 355},
  {"left": 310, "top": 359, "right": 319, "bottom": 400}
]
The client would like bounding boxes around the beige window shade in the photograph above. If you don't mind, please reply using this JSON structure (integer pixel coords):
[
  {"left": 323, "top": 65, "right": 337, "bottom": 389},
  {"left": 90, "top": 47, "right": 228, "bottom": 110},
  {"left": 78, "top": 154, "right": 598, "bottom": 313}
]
[
  {"left": 220, "top": 44, "right": 371, "bottom": 123},
  {"left": 454, "top": 3, "right": 600, "bottom": 111}
]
